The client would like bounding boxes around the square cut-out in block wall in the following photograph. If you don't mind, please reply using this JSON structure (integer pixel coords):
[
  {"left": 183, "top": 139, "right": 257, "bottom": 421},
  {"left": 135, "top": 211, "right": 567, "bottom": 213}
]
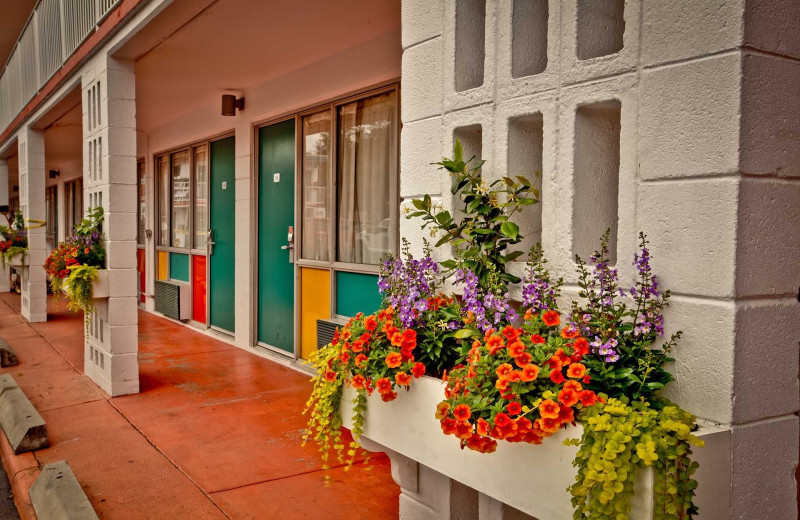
[
  {"left": 455, "top": 0, "right": 486, "bottom": 92},
  {"left": 511, "top": 0, "right": 549, "bottom": 78},
  {"left": 572, "top": 100, "right": 621, "bottom": 264},
  {"left": 577, "top": 0, "right": 625, "bottom": 60}
]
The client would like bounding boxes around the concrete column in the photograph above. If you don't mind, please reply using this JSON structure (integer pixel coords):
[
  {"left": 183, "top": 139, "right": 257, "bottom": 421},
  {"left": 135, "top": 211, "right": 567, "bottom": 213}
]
[
  {"left": 17, "top": 127, "right": 47, "bottom": 322},
  {"left": 0, "top": 158, "right": 10, "bottom": 293},
  {"left": 234, "top": 119, "right": 251, "bottom": 348},
  {"left": 81, "top": 54, "right": 139, "bottom": 396}
]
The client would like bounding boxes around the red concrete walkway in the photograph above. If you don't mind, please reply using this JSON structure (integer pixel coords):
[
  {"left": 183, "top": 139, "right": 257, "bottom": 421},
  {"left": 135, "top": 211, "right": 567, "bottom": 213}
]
[{"left": 0, "top": 293, "right": 398, "bottom": 519}]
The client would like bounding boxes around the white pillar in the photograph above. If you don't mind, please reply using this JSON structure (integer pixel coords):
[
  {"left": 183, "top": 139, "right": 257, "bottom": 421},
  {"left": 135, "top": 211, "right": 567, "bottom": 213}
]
[
  {"left": 234, "top": 120, "right": 251, "bottom": 348},
  {"left": 81, "top": 54, "right": 139, "bottom": 396},
  {"left": 0, "top": 158, "right": 10, "bottom": 293},
  {"left": 17, "top": 127, "right": 47, "bottom": 322}
]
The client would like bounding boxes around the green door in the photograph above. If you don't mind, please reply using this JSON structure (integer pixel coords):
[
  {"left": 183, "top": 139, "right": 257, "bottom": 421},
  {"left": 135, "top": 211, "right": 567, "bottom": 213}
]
[
  {"left": 209, "top": 136, "right": 236, "bottom": 333},
  {"left": 258, "top": 119, "right": 296, "bottom": 353}
]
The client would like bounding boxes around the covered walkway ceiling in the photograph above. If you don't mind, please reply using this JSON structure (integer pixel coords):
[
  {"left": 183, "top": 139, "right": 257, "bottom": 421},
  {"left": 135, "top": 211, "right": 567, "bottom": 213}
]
[{"left": 116, "top": 0, "right": 401, "bottom": 131}]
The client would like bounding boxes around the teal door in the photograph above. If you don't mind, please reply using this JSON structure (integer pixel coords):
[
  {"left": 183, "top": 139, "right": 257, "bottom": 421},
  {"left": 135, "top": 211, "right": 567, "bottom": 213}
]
[
  {"left": 209, "top": 136, "right": 236, "bottom": 333},
  {"left": 257, "top": 119, "right": 296, "bottom": 353}
]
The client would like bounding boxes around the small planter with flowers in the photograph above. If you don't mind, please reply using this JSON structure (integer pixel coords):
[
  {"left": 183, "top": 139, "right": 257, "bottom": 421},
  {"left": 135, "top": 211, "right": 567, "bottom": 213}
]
[
  {"left": 0, "top": 209, "right": 29, "bottom": 268},
  {"left": 304, "top": 142, "right": 729, "bottom": 520}
]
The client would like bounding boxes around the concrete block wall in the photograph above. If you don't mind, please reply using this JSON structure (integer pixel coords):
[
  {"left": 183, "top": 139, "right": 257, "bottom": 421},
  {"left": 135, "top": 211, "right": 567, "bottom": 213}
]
[
  {"left": 80, "top": 54, "right": 139, "bottom": 397},
  {"left": 399, "top": 0, "right": 800, "bottom": 518}
]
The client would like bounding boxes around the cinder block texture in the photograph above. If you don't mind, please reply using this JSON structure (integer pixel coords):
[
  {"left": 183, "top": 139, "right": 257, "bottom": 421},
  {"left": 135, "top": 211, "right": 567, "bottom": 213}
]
[
  {"left": 642, "top": 0, "right": 744, "bottom": 66},
  {"left": 30, "top": 461, "right": 99, "bottom": 520},
  {"left": 401, "top": 38, "right": 443, "bottom": 123},
  {"left": 0, "top": 337, "right": 18, "bottom": 367},
  {"left": 401, "top": 117, "right": 444, "bottom": 198},
  {"left": 0, "top": 374, "right": 48, "bottom": 454},
  {"left": 639, "top": 53, "right": 741, "bottom": 180},
  {"left": 402, "top": 0, "right": 443, "bottom": 48},
  {"left": 740, "top": 53, "right": 800, "bottom": 178},
  {"left": 744, "top": 0, "right": 800, "bottom": 59},
  {"left": 732, "top": 416, "right": 799, "bottom": 520}
]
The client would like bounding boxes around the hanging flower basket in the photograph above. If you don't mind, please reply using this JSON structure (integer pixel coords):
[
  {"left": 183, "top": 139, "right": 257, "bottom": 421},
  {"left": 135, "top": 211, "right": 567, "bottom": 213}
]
[
  {"left": 62, "top": 269, "right": 109, "bottom": 299},
  {"left": 7, "top": 251, "right": 27, "bottom": 268},
  {"left": 340, "top": 376, "right": 727, "bottom": 520}
]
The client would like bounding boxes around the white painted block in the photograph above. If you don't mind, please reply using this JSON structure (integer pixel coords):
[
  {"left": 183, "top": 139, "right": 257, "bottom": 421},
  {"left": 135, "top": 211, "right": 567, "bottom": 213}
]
[
  {"left": 736, "top": 178, "right": 800, "bottom": 297},
  {"left": 642, "top": 0, "right": 744, "bottom": 66},
  {"left": 106, "top": 296, "right": 138, "bottom": 327},
  {"left": 400, "top": 117, "right": 444, "bottom": 198},
  {"left": 732, "top": 416, "right": 799, "bottom": 520},
  {"left": 103, "top": 126, "right": 138, "bottom": 158},
  {"left": 107, "top": 184, "right": 138, "bottom": 214},
  {"left": 106, "top": 212, "right": 138, "bottom": 242},
  {"left": 639, "top": 53, "right": 741, "bottom": 180},
  {"left": 402, "top": 0, "right": 443, "bottom": 48},
  {"left": 732, "top": 299, "right": 800, "bottom": 424},
  {"left": 744, "top": 0, "right": 800, "bottom": 60},
  {"left": 740, "top": 53, "right": 800, "bottom": 178},
  {"left": 401, "top": 38, "right": 444, "bottom": 123},
  {"left": 106, "top": 325, "right": 139, "bottom": 355},
  {"left": 107, "top": 268, "right": 138, "bottom": 298},
  {"left": 638, "top": 178, "right": 739, "bottom": 298},
  {"left": 105, "top": 241, "right": 138, "bottom": 269}
]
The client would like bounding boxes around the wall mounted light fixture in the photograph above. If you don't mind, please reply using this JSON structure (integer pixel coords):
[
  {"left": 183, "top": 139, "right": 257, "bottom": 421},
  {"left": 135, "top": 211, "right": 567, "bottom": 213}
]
[
  {"left": 48, "top": 169, "right": 60, "bottom": 179},
  {"left": 221, "top": 95, "right": 245, "bottom": 116}
]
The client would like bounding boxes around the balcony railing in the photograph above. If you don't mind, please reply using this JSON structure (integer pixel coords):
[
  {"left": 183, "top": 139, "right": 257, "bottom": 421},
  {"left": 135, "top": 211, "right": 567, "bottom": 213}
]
[{"left": 0, "top": 0, "right": 122, "bottom": 136}]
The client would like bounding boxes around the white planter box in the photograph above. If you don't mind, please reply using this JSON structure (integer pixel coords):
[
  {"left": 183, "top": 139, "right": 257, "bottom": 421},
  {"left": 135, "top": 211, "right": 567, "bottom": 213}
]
[
  {"left": 61, "top": 269, "right": 109, "bottom": 299},
  {"left": 7, "top": 252, "right": 27, "bottom": 268},
  {"left": 342, "top": 376, "right": 730, "bottom": 520}
]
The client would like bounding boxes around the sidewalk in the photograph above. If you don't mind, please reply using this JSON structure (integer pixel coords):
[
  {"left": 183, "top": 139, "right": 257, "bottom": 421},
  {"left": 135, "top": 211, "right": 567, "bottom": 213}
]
[{"left": 0, "top": 293, "right": 398, "bottom": 519}]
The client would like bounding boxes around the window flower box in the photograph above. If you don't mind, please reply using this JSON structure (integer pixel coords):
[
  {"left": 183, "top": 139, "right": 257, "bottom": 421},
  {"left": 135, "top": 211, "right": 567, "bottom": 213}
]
[
  {"left": 61, "top": 269, "right": 109, "bottom": 299},
  {"left": 7, "top": 252, "right": 27, "bottom": 268},
  {"left": 341, "top": 376, "right": 730, "bottom": 520}
]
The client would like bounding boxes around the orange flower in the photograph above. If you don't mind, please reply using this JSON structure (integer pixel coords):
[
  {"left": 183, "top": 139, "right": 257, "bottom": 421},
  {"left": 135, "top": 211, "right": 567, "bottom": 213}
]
[
  {"left": 453, "top": 404, "right": 472, "bottom": 422},
  {"left": 355, "top": 353, "right": 368, "bottom": 367},
  {"left": 514, "top": 352, "right": 532, "bottom": 367},
  {"left": 351, "top": 374, "right": 367, "bottom": 389},
  {"left": 495, "top": 378, "right": 510, "bottom": 391},
  {"left": 557, "top": 405, "right": 575, "bottom": 424},
  {"left": 351, "top": 340, "right": 364, "bottom": 353},
  {"left": 530, "top": 334, "right": 545, "bottom": 344},
  {"left": 539, "top": 399, "right": 560, "bottom": 419},
  {"left": 411, "top": 362, "right": 426, "bottom": 378},
  {"left": 395, "top": 372, "right": 412, "bottom": 386},
  {"left": 507, "top": 402, "right": 522, "bottom": 415},
  {"left": 567, "top": 363, "right": 587, "bottom": 379},
  {"left": 486, "top": 335, "right": 505, "bottom": 355},
  {"left": 493, "top": 412, "right": 511, "bottom": 428},
  {"left": 390, "top": 332, "right": 404, "bottom": 347},
  {"left": 435, "top": 401, "right": 451, "bottom": 419},
  {"left": 385, "top": 352, "right": 402, "bottom": 368},
  {"left": 539, "top": 417, "right": 561, "bottom": 433},
  {"left": 496, "top": 363, "right": 514, "bottom": 378},
  {"left": 563, "top": 380, "right": 582, "bottom": 392},
  {"left": 507, "top": 371, "right": 522, "bottom": 383},
  {"left": 455, "top": 421, "right": 473, "bottom": 440},
  {"left": 573, "top": 337, "right": 589, "bottom": 356},
  {"left": 476, "top": 418, "right": 489, "bottom": 437},
  {"left": 554, "top": 348, "right": 572, "bottom": 367},
  {"left": 558, "top": 387, "right": 579, "bottom": 407},
  {"left": 542, "top": 310, "right": 560, "bottom": 327},
  {"left": 520, "top": 364, "right": 540, "bottom": 382},
  {"left": 375, "top": 377, "right": 392, "bottom": 394},
  {"left": 579, "top": 390, "right": 598, "bottom": 407},
  {"left": 323, "top": 369, "right": 337, "bottom": 382},
  {"left": 402, "top": 329, "right": 417, "bottom": 350},
  {"left": 380, "top": 390, "right": 398, "bottom": 402},
  {"left": 561, "top": 325, "right": 580, "bottom": 339},
  {"left": 507, "top": 340, "right": 526, "bottom": 358},
  {"left": 364, "top": 315, "right": 378, "bottom": 332}
]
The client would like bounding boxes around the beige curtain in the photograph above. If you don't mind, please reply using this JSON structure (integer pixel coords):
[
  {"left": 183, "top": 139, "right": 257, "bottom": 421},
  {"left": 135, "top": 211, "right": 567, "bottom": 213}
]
[
  {"left": 337, "top": 91, "right": 397, "bottom": 264},
  {"left": 302, "top": 112, "right": 331, "bottom": 261}
]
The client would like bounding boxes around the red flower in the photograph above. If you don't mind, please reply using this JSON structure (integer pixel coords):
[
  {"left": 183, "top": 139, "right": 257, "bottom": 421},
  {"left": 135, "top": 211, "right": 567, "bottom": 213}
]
[
  {"left": 542, "top": 310, "right": 560, "bottom": 327},
  {"left": 323, "top": 369, "right": 337, "bottom": 382},
  {"left": 579, "top": 390, "right": 598, "bottom": 407},
  {"left": 401, "top": 329, "right": 417, "bottom": 350},
  {"left": 560, "top": 325, "right": 580, "bottom": 339},
  {"left": 539, "top": 399, "right": 560, "bottom": 419},
  {"left": 486, "top": 335, "right": 505, "bottom": 355},
  {"left": 558, "top": 387, "right": 579, "bottom": 407},
  {"left": 495, "top": 363, "right": 514, "bottom": 378},
  {"left": 530, "top": 334, "right": 545, "bottom": 344},
  {"left": 557, "top": 405, "right": 575, "bottom": 424},
  {"left": 381, "top": 390, "right": 398, "bottom": 402},
  {"left": 390, "top": 332, "right": 404, "bottom": 347},
  {"left": 435, "top": 401, "right": 451, "bottom": 419},
  {"left": 507, "top": 340, "right": 526, "bottom": 358},
  {"left": 507, "top": 402, "right": 522, "bottom": 415},
  {"left": 355, "top": 353, "right": 368, "bottom": 367},
  {"left": 411, "top": 362, "right": 426, "bottom": 378},
  {"left": 351, "top": 340, "right": 364, "bottom": 352},
  {"left": 502, "top": 325, "right": 520, "bottom": 341},
  {"left": 520, "top": 364, "right": 540, "bottom": 382},
  {"left": 493, "top": 412, "right": 511, "bottom": 428},
  {"left": 550, "top": 369, "right": 565, "bottom": 384},
  {"left": 573, "top": 337, "right": 589, "bottom": 356},
  {"left": 453, "top": 404, "right": 472, "bottom": 422},
  {"left": 385, "top": 352, "right": 402, "bottom": 368},
  {"left": 395, "top": 372, "right": 412, "bottom": 386},
  {"left": 375, "top": 377, "right": 392, "bottom": 394},
  {"left": 563, "top": 380, "right": 582, "bottom": 392},
  {"left": 364, "top": 315, "right": 378, "bottom": 332},
  {"left": 476, "top": 418, "right": 489, "bottom": 436},
  {"left": 351, "top": 374, "right": 367, "bottom": 389},
  {"left": 514, "top": 352, "right": 532, "bottom": 367}
]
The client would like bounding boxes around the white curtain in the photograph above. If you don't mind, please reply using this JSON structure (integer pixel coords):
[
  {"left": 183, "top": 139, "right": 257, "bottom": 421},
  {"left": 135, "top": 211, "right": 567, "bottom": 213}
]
[
  {"left": 171, "top": 150, "right": 191, "bottom": 249},
  {"left": 302, "top": 112, "right": 331, "bottom": 261},
  {"left": 337, "top": 91, "right": 397, "bottom": 264}
]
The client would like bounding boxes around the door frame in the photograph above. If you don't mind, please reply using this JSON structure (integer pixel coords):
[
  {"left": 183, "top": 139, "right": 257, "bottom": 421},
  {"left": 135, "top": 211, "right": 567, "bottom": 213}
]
[
  {"left": 207, "top": 133, "right": 236, "bottom": 336},
  {"left": 251, "top": 114, "right": 301, "bottom": 358}
]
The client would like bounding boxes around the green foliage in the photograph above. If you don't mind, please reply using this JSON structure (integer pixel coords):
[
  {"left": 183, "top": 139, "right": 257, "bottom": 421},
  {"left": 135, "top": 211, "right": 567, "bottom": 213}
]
[
  {"left": 0, "top": 209, "right": 29, "bottom": 267},
  {"left": 303, "top": 338, "right": 348, "bottom": 469},
  {"left": 568, "top": 397, "right": 703, "bottom": 520},
  {"left": 407, "top": 139, "right": 539, "bottom": 289},
  {"left": 63, "top": 264, "right": 99, "bottom": 333},
  {"left": 0, "top": 245, "right": 27, "bottom": 268}
]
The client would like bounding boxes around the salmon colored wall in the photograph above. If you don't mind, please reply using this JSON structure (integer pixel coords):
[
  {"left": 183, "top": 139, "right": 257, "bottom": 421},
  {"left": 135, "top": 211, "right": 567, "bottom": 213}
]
[{"left": 300, "top": 267, "right": 330, "bottom": 359}]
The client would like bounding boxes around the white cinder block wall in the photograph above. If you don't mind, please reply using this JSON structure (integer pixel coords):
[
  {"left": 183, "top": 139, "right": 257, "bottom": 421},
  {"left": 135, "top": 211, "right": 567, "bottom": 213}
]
[{"left": 399, "top": 0, "right": 800, "bottom": 518}]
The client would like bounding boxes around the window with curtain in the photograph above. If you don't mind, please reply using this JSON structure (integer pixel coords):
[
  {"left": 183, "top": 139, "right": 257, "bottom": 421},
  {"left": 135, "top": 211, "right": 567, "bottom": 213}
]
[
  {"left": 137, "top": 161, "right": 146, "bottom": 246},
  {"left": 64, "top": 179, "right": 83, "bottom": 234},
  {"left": 336, "top": 90, "right": 398, "bottom": 265},
  {"left": 301, "top": 111, "right": 331, "bottom": 261},
  {"left": 45, "top": 186, "right": 57, "bottom": 250},
  {"left": 157, "top": 156, "right": 169, "bottom": 247},
  {"left": 171, "top": 150, "right": 191, "bottom": 248},
  {"left": 193, "top": 145, "right": 208, "bottom": 249}
]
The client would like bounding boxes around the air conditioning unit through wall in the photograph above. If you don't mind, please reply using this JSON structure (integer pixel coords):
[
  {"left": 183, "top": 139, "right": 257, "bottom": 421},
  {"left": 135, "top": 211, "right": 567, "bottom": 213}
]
[
  {"left": 154, "top": 280, "right": 191, "bottom": 321},
  {"left": 316, "top": 317, "right": 348, "bottom": 348}
]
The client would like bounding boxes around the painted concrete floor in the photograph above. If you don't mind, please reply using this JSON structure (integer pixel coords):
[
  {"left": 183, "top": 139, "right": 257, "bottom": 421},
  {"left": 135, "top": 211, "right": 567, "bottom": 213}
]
[{"left": 0, "top": 293, "right": 398, "bottom": 519}]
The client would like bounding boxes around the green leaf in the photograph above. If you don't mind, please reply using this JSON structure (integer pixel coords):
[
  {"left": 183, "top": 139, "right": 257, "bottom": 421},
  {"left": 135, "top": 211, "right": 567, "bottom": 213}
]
[
  {"left": 504, "top": 250, "right": 525, "bottom": 262},
  {"left": 500, "top": 221, "right": 519, "bottom": 240},
  {"left": 453, "top": 329, "right": 474, "bottom": 339},
  {"left": 454, "top": 138, "right": 463, "bottom": 163}
]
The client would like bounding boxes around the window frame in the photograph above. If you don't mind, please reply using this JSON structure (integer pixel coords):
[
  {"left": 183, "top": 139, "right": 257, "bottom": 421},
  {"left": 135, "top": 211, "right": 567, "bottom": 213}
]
[{"left": 63, "top": 178, "right": 83, "bottom": 235}]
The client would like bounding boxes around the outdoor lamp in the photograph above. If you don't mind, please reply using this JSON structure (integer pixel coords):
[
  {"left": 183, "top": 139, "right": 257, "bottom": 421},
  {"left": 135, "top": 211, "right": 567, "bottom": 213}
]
[{"left": 221, "top": 95, "right": 244, "bottom": 116}]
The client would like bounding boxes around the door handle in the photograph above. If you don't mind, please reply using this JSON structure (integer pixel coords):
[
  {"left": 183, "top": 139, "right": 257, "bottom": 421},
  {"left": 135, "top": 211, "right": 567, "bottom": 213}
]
[{"left": 207, "top": 229, "right": 216, "bottom": 255}]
